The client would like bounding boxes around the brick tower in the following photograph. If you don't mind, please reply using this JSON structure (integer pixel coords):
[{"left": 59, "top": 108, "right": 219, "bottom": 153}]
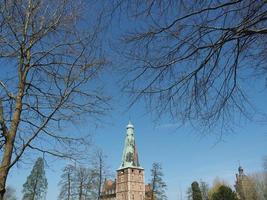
[{"left": 116, "top": 122, "right": 145, "bottom": 200}]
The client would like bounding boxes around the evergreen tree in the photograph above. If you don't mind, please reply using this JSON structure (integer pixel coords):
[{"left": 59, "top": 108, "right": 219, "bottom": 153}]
[
  {"left": 186, "top": 187, "right": 193, "bottom": 200},
  {"left": 22, "top": 158, "right": 47, "bottom": 200},
  {"left": 191, "top": 181, "right": 202, "bottom": 200},
  {"left": 211, "top": 185, "right": 237, "bottom": 200},
  {"left": 149, "top": 162, "right": 167, "bottom": 200},
  {"left": 207, "top": 178, "right": 226, "bottom": 199}
]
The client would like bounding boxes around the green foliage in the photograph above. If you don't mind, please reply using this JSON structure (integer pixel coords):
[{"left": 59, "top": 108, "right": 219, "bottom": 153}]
[
  {"left": 207, "top": 178, "right": 227, "bottom": 199},
  {"left": 188, "top": 181, "right": 209, "bottom": 200},
  {"left": 150, "top": 162, "right": 167, "bottom": 200},
  {"left": 22, "top": 158, "right": 47, "bottom": 200},
  {"left": 211, "top": 185, "right": 237, "bottom": 200},
  {"left": 186, "top": 187, "right": 193, "bottom": 200},
  {"left": 191, "top": 181, "right": 202, "bottom": 200}
]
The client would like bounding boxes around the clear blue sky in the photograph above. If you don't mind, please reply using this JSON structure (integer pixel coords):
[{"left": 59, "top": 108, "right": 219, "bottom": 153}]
[
  {"left": 3, "top": 2, "right": 267, "bottom": 199},
  {"left": 7, "top": 66, "right": 267, "bottom": 199}
]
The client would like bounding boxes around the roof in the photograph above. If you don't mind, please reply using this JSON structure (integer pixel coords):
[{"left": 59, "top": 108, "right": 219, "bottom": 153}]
[
  {"left": 105, "top": 180, "right": 114, "bottom": 188},
  {"left": 118, "top": 122, "right": 143, "bottom": 170},
  {"left": 101, "top": 179, "right": 116, "bottom": 195}
]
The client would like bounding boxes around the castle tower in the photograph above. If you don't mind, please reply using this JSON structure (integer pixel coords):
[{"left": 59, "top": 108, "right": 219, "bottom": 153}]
[
  {"left": 235, "top": 166, "right": 257, "bottom": 200},
  {"left": 116, "top": 122, "right": 145, "bottom": 200}
]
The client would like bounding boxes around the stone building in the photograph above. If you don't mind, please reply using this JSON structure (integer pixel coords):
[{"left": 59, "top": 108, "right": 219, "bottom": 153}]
[
  {"left": 235, "top": 166, "right": 257, "bottom": 200},
  {"left": 100, "top": 122, "right": 148, "bottom": 200}
]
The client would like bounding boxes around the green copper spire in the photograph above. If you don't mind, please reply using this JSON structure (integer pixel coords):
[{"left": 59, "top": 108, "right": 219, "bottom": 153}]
[{"left": 119, "top": 122, "right": 143, "bottom": 170}]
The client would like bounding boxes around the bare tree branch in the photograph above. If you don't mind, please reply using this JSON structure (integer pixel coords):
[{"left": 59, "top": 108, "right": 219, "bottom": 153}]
[
  {"left": 117, "top": 0, "right": 267, "bottom": 131},
  {"left": 0, "top": 0, "right": 110, "bottom": 198}
]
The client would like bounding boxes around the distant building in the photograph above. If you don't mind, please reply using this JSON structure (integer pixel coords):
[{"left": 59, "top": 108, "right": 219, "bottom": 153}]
[
  {"left": 235, "top": 166, "right": 257, "bottom": 200},
  {"left": 101, "top": 179, "right": 116, "bottom": 200},
  {"left": 100, "top": 122, "right": 151, "bottom": 200}
]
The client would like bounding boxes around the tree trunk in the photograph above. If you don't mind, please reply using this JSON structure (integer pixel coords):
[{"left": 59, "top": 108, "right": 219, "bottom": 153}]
[
  {"left": 68, "top": 172, "right": 71, "bottom": 200},
  {"left": 0, "top": 69, "right": 26, "bottom": 200},
  {"left": 97, "top": 157, "right": 102, "bottom": 200},
  {"left": 78, "top": 181, "right": 83, "bottom": 200},
  {"left": 31, "top": 169, "right": 40, "bottom": 200},
  {"left": 0, "top": 139, "right": 13, "bottom": 199},
  {"left": 0, "top": 123, "right": 20, "bottom": 200}
]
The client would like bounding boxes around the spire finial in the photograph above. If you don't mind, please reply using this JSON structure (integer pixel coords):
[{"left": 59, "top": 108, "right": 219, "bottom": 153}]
[{"left": 126, "top": 121, "right": 134, "bottom": 129}]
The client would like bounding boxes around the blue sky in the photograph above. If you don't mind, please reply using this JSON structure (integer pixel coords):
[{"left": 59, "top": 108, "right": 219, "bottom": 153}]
[
  {"left": 7, "top": 67, "right": 267, "bottom": 199},
  {"left": 2, "top": 1, "right": 267, "bottom": 199},
  {"left": 7, "top": 103, "right": 267, "bottom": 200}
]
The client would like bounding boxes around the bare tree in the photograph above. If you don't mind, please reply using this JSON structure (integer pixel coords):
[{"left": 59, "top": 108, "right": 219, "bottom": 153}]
[
  {"left": 148, "top": 162, "right": 167, "bottom": 200},
  {"left": 199, "top": 181, "right": 209, "bottom": 200},
  {"left": 0, "top": 0, "right": 109, "bottom": 198},
  {"left": 117, "top": 0, "right": 267, "bottom": 131},
  {"left": 75, "top": 166, "right": 91, "bottom": 200},
  {"left": 90, "top": 150, "right": 109, "bottom": 200},
  {"left": 58, "top": 164, "right": 76, "bottom": 200},
  {"left": 58, "top": 150, "right": 110, "bottom": 200},
  {"left": 249, "top": 172, "right": 267, "bottom": 200}
]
